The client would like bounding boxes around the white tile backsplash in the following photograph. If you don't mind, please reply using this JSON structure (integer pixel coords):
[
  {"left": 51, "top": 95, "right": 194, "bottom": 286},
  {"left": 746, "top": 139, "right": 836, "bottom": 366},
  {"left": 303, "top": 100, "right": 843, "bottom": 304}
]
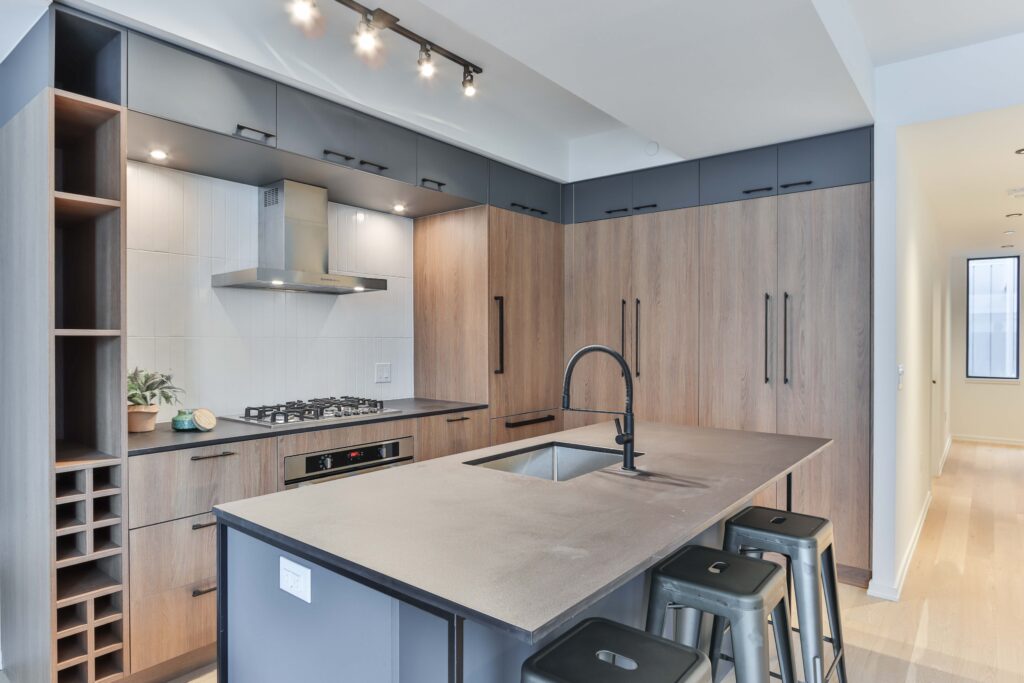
[{"left": 127, "top": 162, "right": 415, "bottom": 421}]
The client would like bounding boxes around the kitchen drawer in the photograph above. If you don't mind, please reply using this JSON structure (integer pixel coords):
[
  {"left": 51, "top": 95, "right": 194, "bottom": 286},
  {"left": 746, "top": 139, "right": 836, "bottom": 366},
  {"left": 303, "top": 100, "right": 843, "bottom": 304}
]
[
  {"left": 127, "top": 33, "right": 277, "bottom": 145},
  {"left": 699, "top": 145, "right": 778, "bottom": 205},
  {"left": 128, "top": 438, "right": 276, "bottom": 529},
  {"left": 416, "top": 136, "right": 489, "bottom": 203},
  {"left": 129, "top": 514, "right": 217, "bottom": 672},
  {"left": 490, "top": 410, "right": 563, "bottom": 446},
  {"left": 277, "top": 85, "right": 416, "bottom": 184},
  {"left": 778, "top": 127, "right": 871, "bottom": 194},
  {"left": 415, "top": 410, "right": 490, "bottom": 461},
  {"left": 632, "top": 161, "right": 699, "bottom": 214},
  {"left": 489, "top": 162, "right": 562, "bottom": 222},
  {"left": 572, "top": 174, "right": 633, "bottom": 223}
]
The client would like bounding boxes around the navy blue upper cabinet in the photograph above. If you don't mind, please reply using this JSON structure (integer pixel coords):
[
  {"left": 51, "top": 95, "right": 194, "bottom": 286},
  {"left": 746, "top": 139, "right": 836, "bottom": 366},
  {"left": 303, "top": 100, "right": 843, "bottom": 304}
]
[
  {"left": 778, "top": 127, "right": 872, "bottom": 194},
  {"left": 632, "top": 161, "right": 699, "bottom": 214},
  {"left": 416, "top": 136, "right": 489, "bottom": 204},
  {"left": 573, "top": 174, "right": 634, "bottom": 223},
  {"left": 277, "top": 86, "right": 416, "bottom": 184},
  {"left": 489, "top": 162, "right": 562, "bottom": 222},
  {"left": 699, "top": 146, "right": 778, "bottom": 206},
  {"left": 127, "top": 33, "right": 277, "bottom": 146}
]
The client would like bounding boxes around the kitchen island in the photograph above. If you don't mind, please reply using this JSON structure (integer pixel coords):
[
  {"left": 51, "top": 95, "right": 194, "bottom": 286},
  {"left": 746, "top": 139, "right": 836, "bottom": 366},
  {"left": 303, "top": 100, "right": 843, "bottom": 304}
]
[{"left": 214, "top": 420, "right": 829, "bottom": 682}]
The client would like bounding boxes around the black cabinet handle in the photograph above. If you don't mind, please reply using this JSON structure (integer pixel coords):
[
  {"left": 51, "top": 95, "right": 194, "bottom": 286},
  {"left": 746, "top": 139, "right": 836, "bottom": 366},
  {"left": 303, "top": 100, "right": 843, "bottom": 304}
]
[
  {"left": 620, "top": 299, "right": 626, "bottom": 377},
  {"left": 192, "top": 585, "right": 217, "bottom": 598},
  {"left": 190, "top": 450, "right": 237, "bottom": 462},
  {"left": 783, "top": 292, "right": 790, "bottom": 385},
  {"left": 494, "top": 296, "right": 505, "bottom": 375},
  {"left": 359, "top": 159, "right": 389, "bottom": 172},
  {"left": 764, "top": 293, "right": 770, "bottom": 384},
  {"left": 633, "top": 204, "right": 658, "bottom": 211},
  {"left": 192, "top": 520, "right": 216, "bottom": 530},
  {"left": 605, "top": 207, "right": 630, "bottom": 215},
  {"left": 635, "top": 298, "right": 640, "bottom": 378},
  {"left": 511, "top": 202, "right": 530, "bottom": 211},
  {"left": 528, "top": 207, "right": 549, "bottom": 216},
  {"left": 421, "top": 177, "right": 447, "bottom": 191},
  {"left": 323, "top": 149, "right": 355, "bottom": 163},
  {"left": 780, "top": 180, "right": 813, "bottom": 189},
  {"left": 446, "top": 416, "right": 470, "bottom": 423},
  {"left": 505, "top": 414, "right": 555, "bottom": 429},
  {"left": 742, "top": 186, "right": 774, "bottom": 195},
  {"left": 234, "top": 124, "right": 276, "bottom": 143}
]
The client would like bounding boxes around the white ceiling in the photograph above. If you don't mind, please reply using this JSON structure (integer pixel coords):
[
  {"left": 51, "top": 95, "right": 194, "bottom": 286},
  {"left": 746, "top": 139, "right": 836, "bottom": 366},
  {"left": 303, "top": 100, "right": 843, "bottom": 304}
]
[{"left": 902, "top": 103, "right": 1024, "bottom": 258}]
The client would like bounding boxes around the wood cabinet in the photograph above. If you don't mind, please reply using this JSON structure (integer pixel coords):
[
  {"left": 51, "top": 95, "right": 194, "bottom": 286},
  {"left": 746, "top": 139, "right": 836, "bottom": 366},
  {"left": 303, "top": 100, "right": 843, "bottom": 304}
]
[
  {"left": 415, "top": 410, "right": 490, "bottom": 461},
  {"left": 490, "top": 410, "right": 564, "bottom": 446},
  {"left": 415, "top": 206, "right": 564, "bottom": 435}
]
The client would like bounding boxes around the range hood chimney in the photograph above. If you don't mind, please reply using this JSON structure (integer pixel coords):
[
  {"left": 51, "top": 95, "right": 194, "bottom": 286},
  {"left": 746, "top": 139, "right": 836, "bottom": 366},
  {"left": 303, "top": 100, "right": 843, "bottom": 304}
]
[{"left": 211, "top": 180, "right": 387, "bottom": 295}]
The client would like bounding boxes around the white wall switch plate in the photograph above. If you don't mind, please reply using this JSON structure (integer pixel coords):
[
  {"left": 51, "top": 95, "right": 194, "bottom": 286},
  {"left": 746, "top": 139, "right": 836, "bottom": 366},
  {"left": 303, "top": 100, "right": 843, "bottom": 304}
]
[
  {"left": 375, "top": 362, "right": 392, "bottom": 384},
  {"left": 280, "top": 556, "right": 311, "bottom": 603}
]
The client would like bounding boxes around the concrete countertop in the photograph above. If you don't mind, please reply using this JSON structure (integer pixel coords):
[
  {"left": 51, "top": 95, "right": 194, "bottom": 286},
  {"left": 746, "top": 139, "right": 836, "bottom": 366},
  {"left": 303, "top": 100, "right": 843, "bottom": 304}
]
[
  {"left": 127, "top": 398, "right": 488, "bottom": 456},
  {"left": 215, "top": 421, "right": 830, "bottom": 643}
]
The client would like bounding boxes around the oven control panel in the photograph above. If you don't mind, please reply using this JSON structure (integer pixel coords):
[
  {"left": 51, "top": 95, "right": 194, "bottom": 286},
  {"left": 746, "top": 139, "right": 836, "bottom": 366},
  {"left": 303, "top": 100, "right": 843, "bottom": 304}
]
[{"left": 283, "top": 436, "right": 415, "bottom": 487}]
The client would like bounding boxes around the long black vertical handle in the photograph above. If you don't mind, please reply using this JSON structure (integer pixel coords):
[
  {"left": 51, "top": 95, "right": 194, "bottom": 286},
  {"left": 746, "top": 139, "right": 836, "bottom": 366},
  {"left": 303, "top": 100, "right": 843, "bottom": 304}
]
[
  {"left": 494, "top": 296, "right": 505, "bottom": 375},
  {"left": 635, "top": 298, "right": 640, "bottom": 378},
  {"left": 620, "top": 299, "right": 626, "bottom": 377},
  {"left": 764, "top": 293, "right": 771, "bottom": 384},
  {"left": 783, "top": 292, "right": 790, "bottom": 385}
]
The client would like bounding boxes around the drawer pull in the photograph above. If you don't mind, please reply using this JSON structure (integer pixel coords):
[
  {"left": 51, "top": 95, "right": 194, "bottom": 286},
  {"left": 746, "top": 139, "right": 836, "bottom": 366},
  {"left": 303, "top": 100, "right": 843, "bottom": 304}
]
[
  {"left": 324, "top": 148, "right": 355, "bottom": 163},
  {"left": 192, "top": 585, "right": 217, "bottom": 598},
  {"left": 446, "top": 416, "right": 471, "bottom": 423},
  {"left": 190, "top": 450, "right": 237, "bottom": 462},
  {"left": 528, "top": 207, "right": 549, "bottom": 216},
  {"left": 605, "top": 207, "right": 630, "bottom": 215},
  {"left": 234, "top": 124, "right": 275, "bottom": 143},
  {"left": 633, "top": 203, "right": 658, "bottom": 211},
  {"left": 510, "top": 202, "right": 530, "bottom": 211},
  {"left": 505, "top": 414, "right": 556, "bottom": 429},
  {"left": 741, "top": 186, "right": 774, "bottom": 195},
  {"left": 359, "top": 159, "right": 389, "bottom": 173},
  {"left": 780, "top": 180, "right": 813, "bottom": 189},
  {"left": 191, "top": 520, "right": 216, "bottom": 530},
  {"left": 421, "top": 177, "right": 447, "bottom": 191}
]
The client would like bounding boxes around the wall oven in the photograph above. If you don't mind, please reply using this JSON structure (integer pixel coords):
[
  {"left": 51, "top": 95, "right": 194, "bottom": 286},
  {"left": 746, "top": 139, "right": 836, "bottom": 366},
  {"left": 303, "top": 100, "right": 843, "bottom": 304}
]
[{"left": 283, "top": 436, "right": 414, "bottom": 489}]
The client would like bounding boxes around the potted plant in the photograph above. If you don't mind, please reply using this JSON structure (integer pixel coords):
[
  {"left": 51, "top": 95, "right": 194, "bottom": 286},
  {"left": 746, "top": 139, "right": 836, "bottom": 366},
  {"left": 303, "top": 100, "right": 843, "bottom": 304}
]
[{"left": 127, "top": 367, "right": 184, "bottom": 433}]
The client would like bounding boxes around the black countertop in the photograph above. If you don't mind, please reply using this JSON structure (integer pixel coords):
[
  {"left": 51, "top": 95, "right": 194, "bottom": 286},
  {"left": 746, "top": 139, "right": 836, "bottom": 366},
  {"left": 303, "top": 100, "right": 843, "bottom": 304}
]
[{"left": 127, "top": 398, "right": 488, "bottom": 456}]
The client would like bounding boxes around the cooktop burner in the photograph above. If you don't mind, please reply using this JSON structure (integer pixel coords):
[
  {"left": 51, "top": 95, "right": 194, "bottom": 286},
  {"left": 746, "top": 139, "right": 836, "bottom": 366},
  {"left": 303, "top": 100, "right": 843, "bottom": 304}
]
[{"left": 223, "top": 396, "right": 400, "bottom": 428}]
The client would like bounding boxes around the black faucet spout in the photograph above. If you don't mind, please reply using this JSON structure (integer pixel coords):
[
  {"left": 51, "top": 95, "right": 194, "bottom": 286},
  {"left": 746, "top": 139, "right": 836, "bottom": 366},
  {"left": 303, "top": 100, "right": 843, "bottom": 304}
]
[{"left": 561, "top": 344, "right": 636, "bottom": 471}]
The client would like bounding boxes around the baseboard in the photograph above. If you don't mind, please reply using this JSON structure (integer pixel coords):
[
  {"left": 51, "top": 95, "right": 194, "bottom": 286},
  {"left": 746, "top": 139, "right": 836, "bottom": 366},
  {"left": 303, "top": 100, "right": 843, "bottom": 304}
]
[
  {"left": 867, "top": 490, "right": 932, "bottom": 602},
  {"left": 953, "top": 434, "right": 1024, "bottom": 447},
  {"left": 938, "top": 435, "right": 952, "bottom": 475}
]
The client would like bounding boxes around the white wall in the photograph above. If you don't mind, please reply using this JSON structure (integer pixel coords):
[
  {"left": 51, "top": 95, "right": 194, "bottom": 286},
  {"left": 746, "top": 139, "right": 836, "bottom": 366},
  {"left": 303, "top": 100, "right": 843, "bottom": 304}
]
[
  {"left": 127, "top": 161, "right": 414, "bottom": 422},
  {"left": 872, "top": 31, "right": 1024, "bottom": 599}
]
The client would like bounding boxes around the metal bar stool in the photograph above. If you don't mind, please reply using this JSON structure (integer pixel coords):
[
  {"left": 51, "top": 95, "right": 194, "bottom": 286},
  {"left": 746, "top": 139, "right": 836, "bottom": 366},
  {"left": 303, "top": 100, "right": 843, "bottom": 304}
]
[
  {"left": 645, "top": 545, "right": 796, "bottom": 683},
  {"left": 713, "top": 506, "right": 848, "bottom": 683},
  {"left": 523, "top": 618, "right": 712, "bottom": 683}
]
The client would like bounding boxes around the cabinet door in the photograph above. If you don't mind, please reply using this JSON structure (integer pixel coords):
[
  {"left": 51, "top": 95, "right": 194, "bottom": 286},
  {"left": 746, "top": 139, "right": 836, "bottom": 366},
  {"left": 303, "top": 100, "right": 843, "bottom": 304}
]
[
  {"left": 573, "top": 174, "right": 633, "bottom": 224},
  {"left": 415, "top": 410, "right": 490, "bottom": 461},
  {"left": 563, "top": 217, "right": 632, "bottom": 428},
  {"left": 350, "top": 110, "right": 417, "bottom": 184},
  {"left": 699, "top": 146, "right": 778, "bottom": 206},
  {"left": 416, "top": 136, "right": 489, "bottom": 203},
  {"left": 698, "top": 196, "right": 778, "bottom": 433},
  {"left": 489, "top": 162, "right": 562, "bottom": 222},
  {"left": 778, "top": 184, "right": 871, "bottom": 579},
  {"left": 631, "top": 208, "right": 699, "bottom": 425},
  {"left": 127, "top": 33, "right": 277, "bottom": 145},
  {"left": 489, "top": 207, "right": 564, "bottom": 418},
  {"left": 632, "top": 161, "right": 699, "bottom": 215},
  {"left": 778, "top": 128, "right": 871, "bottom": 194}
]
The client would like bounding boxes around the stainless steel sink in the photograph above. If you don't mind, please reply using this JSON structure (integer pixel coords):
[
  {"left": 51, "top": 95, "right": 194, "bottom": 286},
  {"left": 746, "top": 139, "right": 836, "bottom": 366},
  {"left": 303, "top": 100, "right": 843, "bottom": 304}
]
[{"left": 466, "top": 442, "right": 632, "bottom": 481}]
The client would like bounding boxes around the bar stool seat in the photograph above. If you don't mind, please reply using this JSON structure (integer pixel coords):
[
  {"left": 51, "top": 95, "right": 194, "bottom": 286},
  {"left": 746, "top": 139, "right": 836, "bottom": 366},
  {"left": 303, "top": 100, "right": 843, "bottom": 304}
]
[
  {"left": 523, "top": 618, "right": 711, "bottom": 683},
  {"left": 718, "top": 506, "right": 848, "bottom": 683},
  {"left": 646, "top": 545, "right": 796, "bottom": 683}
]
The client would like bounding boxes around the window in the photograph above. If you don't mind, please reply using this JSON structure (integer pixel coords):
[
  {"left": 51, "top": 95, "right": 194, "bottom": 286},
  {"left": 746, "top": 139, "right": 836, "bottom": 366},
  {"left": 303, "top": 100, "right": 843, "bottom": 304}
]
[{"left": 967, "top": 256, "right": 1020, "bottom": 379}]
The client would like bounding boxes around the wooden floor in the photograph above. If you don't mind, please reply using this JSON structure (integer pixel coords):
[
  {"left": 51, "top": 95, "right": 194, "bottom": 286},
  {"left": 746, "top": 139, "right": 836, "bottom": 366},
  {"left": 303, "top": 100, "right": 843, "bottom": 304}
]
[{"left": 2, "top": 440, "right": 1018, "bottom": 683}]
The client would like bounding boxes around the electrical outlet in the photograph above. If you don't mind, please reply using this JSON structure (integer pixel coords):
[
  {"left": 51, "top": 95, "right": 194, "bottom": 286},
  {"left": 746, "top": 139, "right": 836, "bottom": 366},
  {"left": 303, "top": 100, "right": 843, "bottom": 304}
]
[
  {"left": 280, "top": 556, "right": 311, "bottom": 603},
  {"left": 375, "top": 362, "right": 392, "bottom": 384}
]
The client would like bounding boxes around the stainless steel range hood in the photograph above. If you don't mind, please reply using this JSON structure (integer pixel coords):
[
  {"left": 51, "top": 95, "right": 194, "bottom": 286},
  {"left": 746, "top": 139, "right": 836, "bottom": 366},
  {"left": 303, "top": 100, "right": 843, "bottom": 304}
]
[{"left": 211, "top": 180, "right": 387, "bottom": 295}]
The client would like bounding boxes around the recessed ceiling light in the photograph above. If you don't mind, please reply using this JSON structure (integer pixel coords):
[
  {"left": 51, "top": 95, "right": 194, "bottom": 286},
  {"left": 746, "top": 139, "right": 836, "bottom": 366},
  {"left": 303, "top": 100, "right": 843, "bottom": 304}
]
[
  {"left": 149, "top": 149, "right": 168, "bottom": 161},
  {"left": 353, "top": 286, "right": 366, "bottom": 292},
  {"left": 271, "top": 279, "right": 284, "bottom": 286},
  {"left": 393, "top": 203, "right": 406, "bottom": 213},
  {"left": 287, "top": 0, "right": 318, "bottom": 26}
]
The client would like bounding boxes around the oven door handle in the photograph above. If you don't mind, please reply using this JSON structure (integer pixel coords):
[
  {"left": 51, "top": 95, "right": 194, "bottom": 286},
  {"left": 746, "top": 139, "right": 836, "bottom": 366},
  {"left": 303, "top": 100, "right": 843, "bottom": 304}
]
[{"left": 284, "top": 455, "right": 414, "bottom": 488}]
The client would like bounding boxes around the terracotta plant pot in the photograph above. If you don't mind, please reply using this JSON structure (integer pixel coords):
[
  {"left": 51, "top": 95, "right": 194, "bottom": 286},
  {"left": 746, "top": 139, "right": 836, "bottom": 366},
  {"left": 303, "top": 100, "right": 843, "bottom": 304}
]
[{"left": 127, "top": 404, "right": 160, "bottom": 433}]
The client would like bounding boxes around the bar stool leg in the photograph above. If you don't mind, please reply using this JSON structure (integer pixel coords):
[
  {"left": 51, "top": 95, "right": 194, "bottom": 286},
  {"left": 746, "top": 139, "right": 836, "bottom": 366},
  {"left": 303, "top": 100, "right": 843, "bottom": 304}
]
[
  {"left": 646, "top": 582, "right": 672, "bottom": 638},
  {"left": 793, "top": 547, "right": 826, "bottom": 683},
  {"left": 672, "top": 605, "right": 703, "bottom": 649},
  {"left": 820, "top": 545, "right": 848, "bottom": 683},
  {"left": 770, "top": 598, "right": 797, "bottom": 683},
  {"left": 708, "top": 615, "right": 727, "bottom": 680},
  {"left": 730, "top": 610, "right": 771, "bottom": 683}
]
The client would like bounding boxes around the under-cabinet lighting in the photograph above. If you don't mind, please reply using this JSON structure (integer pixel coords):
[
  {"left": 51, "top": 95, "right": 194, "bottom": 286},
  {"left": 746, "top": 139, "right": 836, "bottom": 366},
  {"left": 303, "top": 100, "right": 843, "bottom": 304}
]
[
  {"left": 354, "top": 286, "right": 366, "bottom": 292},
  {"left": 271, "top": 279, "right": 285, "bottom": 286},
  {"left": 149, "top": 149, "right": 168, "bottom": 161},
  {"left": 393, "top": 203, "right": 406, "bottom": 213}
]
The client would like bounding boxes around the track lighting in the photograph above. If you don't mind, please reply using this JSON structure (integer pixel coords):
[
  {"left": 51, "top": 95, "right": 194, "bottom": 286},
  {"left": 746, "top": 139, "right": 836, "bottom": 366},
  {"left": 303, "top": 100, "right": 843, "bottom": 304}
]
[
  {"left": 354, "top": 16, "right": 380, "bottom": 55},
  {"left": 287, "top": 0, "right": 319, "bottom": 27},
  {"left": 418, "top": 45, "right": 435, "bottom": 78},
  {"left": 462, "top": 69, "right": 477, "bottom": 97}
]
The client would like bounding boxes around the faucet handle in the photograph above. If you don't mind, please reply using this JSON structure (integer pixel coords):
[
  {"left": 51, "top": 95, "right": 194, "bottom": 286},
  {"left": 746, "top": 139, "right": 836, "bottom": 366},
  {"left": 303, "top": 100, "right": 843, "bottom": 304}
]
[
  {"left": 614, "top": 418, "right": 630, "bottom": 446},
  {"left": 614, "top": 418, "right": 623, "bottom": 436}
]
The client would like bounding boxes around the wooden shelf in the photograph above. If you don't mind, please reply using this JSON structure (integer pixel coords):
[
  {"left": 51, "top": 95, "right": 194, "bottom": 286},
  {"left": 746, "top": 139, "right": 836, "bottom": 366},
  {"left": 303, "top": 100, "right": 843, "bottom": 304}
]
[
  {"left": 54, "top": 329, "right": 121, "bottom": 337},
  {"left": 56, "top": 603, "right": 88, "bottom": 638},
  {"left": 54, "top": 90, "right": 120, "bottom": 129},
  {"left": 54, "top": 191, "right": 121, "bottom": 220},
  {"left": 56, "top": 557, "right": 121, "bottom": 607},
  {"left": 55, "top": 631, "right": 88, "bottom": 668},
  {"left": 92, "top": 593, "right": 122, "bottom": 625},
  {"left": 55, "top": 441, "right": 118, "bottom": 473}
]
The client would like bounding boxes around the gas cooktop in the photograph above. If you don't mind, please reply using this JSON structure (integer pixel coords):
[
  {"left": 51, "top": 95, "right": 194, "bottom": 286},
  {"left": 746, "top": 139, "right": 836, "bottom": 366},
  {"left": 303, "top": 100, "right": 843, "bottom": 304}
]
[{"left": 222, "top": 396, "right": 400, "bottom": 429}]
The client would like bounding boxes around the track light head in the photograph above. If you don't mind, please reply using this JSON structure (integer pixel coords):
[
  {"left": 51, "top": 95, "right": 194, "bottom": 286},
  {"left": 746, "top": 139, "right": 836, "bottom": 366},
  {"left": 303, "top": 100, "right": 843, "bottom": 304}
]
[
  {"left": 418, "top": 45, "right": 436, "bottom": 78},
  {"left": 287, "top": 0, "right": 318, "bottom": 27},
  {"left": 355, "top": 16, "right": 380, "bottom": 55},
  {"left": 462, "top": 69, "right": 477, "bottom": 97}
]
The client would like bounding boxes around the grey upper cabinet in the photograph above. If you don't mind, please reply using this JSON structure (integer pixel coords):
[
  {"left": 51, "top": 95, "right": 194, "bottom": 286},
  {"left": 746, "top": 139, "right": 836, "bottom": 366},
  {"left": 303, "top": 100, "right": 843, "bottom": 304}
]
[
  {"left": 127, "top": 33, "right": 277, "bottom": 146},
  {"left": 277, "top": 86, "right": 415, "bottom": 184},
  {"left": 489, "top": 162, "right": 561, "bottom": 222},
  {"left": 632, "top": 161, "right": 699, "bottom": 214},
  {"left": 573, "top": 174, "right": 633, "bottom": 223},
  {"left": 416, "top": 136, "right": 488, "bottom": 203},
  {"left": 699, "top": 146, "right": 778, "bottom": 205},
  {"left": 778, "top": 127, "right": 871, "bottom": 194}
]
